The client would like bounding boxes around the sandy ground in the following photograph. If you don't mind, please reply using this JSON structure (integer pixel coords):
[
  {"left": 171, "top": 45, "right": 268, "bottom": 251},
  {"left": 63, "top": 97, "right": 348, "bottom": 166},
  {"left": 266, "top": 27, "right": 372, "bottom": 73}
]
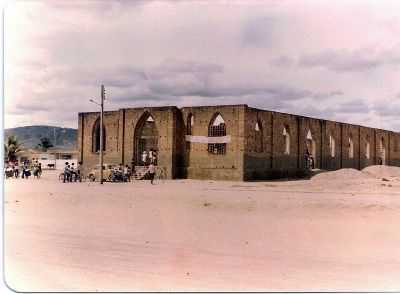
[{"left": 4, "top": 167, "right": 400, "bottom": 292}]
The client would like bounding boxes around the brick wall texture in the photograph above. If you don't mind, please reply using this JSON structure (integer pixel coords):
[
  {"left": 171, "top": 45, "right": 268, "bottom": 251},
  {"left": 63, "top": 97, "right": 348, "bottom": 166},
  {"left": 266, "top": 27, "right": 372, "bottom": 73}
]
[{"left": 78, "top": 105, "right": 400, "bottom": 181}]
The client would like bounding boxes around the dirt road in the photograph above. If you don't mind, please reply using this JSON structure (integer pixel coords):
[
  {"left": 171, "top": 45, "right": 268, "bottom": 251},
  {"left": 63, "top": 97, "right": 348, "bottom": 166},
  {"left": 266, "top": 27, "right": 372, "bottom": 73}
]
[{"left": 4, "top": 168, "right": 400, "bottom": 291}]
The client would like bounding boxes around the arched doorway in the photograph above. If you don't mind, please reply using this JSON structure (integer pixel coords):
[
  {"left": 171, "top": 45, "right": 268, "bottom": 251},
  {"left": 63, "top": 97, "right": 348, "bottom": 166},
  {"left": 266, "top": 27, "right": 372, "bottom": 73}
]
[
  {"left": 306, "top": 130, "right": 316, "bottom": 168},
  {"left": 134, "top": 113, "right": 159, "bottom": 166}
]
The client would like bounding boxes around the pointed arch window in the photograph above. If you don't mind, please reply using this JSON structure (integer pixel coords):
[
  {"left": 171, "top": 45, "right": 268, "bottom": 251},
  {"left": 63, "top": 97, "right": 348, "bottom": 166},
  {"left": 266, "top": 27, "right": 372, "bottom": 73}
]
[
  {"left": 187, "top": 113, "right": 194, "bottom": 135},
  {"left": 329, "top": 134, "right": 336, "bottom": 158},
  {"left": 365, "top": 136, "right": 370, "bottom": 159},
  {"left": 254, "top": 121, "right": 263, "bottom": 153},
  {"left": 283, "top": 126, "right": 290, "bottom": 155},
  {"left": 92, "top": 118, "right": 106, "bottom": 152},
  {"left": 208, "top": 113, "right": 226, "bottom": 155},
  {"left": 348, "top": 136, "right": 354, "bottom": 159}
]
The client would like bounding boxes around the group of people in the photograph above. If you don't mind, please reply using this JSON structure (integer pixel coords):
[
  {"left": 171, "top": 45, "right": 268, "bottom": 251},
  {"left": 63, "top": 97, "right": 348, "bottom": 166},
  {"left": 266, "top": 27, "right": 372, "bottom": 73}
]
[
  {"left": 111, "top": 164, "right": 132, "bottom": 182},
  {"left": 4, "top": 159, "right": 42, "bottom": 179},
  {"left": 110, "top": 162, "right": 156, "bottom": 184},
  {"left": 63, "top": 162, "right": 81, "bottom": 183},
  {"left": 141, "top": 149, "right": 157, "bottom": 166}
]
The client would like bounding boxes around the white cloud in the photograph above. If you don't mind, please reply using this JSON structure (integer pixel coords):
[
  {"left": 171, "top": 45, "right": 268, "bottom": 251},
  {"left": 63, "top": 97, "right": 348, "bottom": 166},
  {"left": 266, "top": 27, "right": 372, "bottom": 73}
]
[{"left": 4, "top": 0, "right": 400, "bottom": 132}]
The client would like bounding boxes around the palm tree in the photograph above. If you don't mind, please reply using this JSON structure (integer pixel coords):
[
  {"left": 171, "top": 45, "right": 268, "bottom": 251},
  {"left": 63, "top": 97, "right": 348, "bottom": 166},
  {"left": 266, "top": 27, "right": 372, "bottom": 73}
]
[
  {"left": 4, "top": 135, "right": 23, "bottom": 162},
  {"left": 37, "top": 137, "right": 53, "bottom": 152}
]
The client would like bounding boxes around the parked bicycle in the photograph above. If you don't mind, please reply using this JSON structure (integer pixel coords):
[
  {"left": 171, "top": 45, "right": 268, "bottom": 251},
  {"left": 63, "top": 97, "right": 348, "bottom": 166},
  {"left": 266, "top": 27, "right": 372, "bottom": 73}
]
[{"left": 58, "top": 172, "right": 86, "bottom": 182}]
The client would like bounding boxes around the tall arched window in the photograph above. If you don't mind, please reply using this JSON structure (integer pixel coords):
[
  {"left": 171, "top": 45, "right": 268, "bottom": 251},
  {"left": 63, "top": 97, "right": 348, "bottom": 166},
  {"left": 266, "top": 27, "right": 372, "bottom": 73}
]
[
  {"left": 186, "top": 113, "right": 194, "bottom": 153},
  {"left": 365, "top": 136, "right": 370, "bottom": 159},
  {"left": 329, "top": 134, "right": 335, "bottom": 158},
  {"left": 348, "top": 136, "right": 354, "bottom": 159},
  {"left": 283, "top": 126, "right": 290, "bottom": 155},
  {"left": 254, "top": 120, "right": 263, "bottom": 153},
  {"left": 92, "top": 118, "right": 106, "bottom": 152},
  {"left": 208, "top": 113, "right": 226, "bottom": 155},
  {"left": 187, "top": 113, "right": 194, "bottom": 135},
  {"left": 380, "top": 137, "right": 386, "bottom": 165}
]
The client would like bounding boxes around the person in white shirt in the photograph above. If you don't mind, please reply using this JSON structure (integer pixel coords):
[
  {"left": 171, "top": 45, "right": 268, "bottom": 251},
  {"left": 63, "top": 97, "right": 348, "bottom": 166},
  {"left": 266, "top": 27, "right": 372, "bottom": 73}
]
[
  {"left": 70, "top": 163, "right": 78, "bottom": 182},
  {"left": 14, "top": 162, "right": 20, "bottom": 178},
  {"left": 124, "top": 165, "right": 131, "bottom": 182},
  {"left": 148, "top": 163, "right": 156, "bottom": 184},
  {"left": 142, "top": 151, "right": 148, "bottom": 165}
]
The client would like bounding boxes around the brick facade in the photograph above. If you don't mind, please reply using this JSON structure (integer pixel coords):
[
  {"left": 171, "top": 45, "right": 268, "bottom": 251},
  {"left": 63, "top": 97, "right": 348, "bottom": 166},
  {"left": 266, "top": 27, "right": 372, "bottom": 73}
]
[{"left": 78, "top": 104, "right": 400, "bottom": 181}]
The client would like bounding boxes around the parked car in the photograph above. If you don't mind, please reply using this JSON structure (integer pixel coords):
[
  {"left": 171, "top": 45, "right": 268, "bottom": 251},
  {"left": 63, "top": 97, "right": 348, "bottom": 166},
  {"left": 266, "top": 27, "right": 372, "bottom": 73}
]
[{"left": 88, "top": 164, "right": 114, "bottom": 182}]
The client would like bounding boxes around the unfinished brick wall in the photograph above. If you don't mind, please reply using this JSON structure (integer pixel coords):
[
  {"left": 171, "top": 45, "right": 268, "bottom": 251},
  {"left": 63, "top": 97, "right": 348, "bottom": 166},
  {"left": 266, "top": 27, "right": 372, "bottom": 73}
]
[
  {"left": 299, "top": 117, "right": 323, "bottom": 169},
  {"left": 180, "top": 105, "right": 245, "bottom": 181},
  {"left": 78, "top": 107, "right": 179, "bottom": 179},
  {"left": 375, "top": 129, "right": 390, "bottom": 166},
  {"left": 243, "top": 107, "right": 273, "bottom": 180},
  {"left": 122, "top": 107, "right": 177, "bottom": 179},
  {"left": 322, "top": 120, "right": 342, "bottom": 170},
  {"left": 78, "top": 104, "right": 400, "bottom": 181},
  {"left": 359, "top": 126, "right": 376, "bottom": 169},
  {"left": 341, "top": 123, "right": 360, "bottom": 169},
  {"left": 78, "top": 111, "right": 121, "bottom": 175},
  {"left": 242, "top": 105, "right": 400, "bottom": 179},
  {"left": 390, "top": 132, "right": 400, "bottom": 166}
]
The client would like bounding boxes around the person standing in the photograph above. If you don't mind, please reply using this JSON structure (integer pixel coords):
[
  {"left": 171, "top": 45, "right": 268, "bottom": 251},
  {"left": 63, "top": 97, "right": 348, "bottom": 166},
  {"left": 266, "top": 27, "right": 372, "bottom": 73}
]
[
  {"left": 33, "top": 164, "right": 39, "bottom": 179},
  {"left": 23, "top": 162, "right": 31, "bottom": 179},
  {"left": 153, "top": 150, "right": 157, "bottom": 165},
  {"left": 14, "top": 162, "right": 20, "bottom": 178},
  {"left": 70, "top": 163, "right": 78, "bottom": 182},
  {"left": 124, "top": 165, "right": 130, "bottom": 182},
  {"left": 118, "top": 164, "right": 124, "bottom": 181},
  {"left": 38, "top": 163, "right": 42, "bottom": 178},
  {"left": 305, "top": 149, "right": 310, "bottom": 170},
  {"left": 148, "top": 163, "right": 156, "bottom": 185},
  {"left": 63, "top": 162, "right": 70, "bottom": 183},
  {"left": 142, "top": 150, "right": 148, "bottom": 165}
]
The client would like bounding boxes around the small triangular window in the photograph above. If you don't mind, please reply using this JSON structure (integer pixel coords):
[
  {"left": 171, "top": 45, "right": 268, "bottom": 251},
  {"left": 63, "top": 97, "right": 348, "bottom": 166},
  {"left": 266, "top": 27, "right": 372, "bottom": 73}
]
[
  {"left": 212, "top": 114, "right": 225, "bottom": 126},
  {"left": 306, "top": 130, "right": 312, "bottom": 140}
]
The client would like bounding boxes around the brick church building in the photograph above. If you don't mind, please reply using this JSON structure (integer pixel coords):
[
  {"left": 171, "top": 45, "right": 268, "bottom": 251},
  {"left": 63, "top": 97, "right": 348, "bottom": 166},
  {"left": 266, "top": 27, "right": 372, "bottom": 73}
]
[{"left": 78, "top": 104, "right": 400, "bottom": 181}]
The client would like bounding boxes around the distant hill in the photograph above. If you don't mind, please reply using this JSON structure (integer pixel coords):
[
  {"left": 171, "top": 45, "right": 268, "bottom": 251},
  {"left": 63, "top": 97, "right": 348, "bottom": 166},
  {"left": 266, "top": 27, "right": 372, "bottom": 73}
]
[{"left": 4, "top": 126, "right": 77, "bottom": 150}]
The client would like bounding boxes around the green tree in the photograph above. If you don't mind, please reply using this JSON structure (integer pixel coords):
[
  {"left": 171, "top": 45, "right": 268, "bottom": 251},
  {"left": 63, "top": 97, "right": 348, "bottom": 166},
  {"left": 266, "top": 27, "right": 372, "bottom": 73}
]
[
  {"left": 4, "top": 135, "right": 23, "bottom": 162},
  {"left": 37, "top": 137, "right": 54, "bottom": 152}
]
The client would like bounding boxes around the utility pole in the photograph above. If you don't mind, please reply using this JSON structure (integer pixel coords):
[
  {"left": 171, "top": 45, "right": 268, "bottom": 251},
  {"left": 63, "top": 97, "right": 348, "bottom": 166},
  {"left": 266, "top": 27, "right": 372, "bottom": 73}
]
[
  {"left": 100, "top": 84, "right": 105, "bottom": 184},
  {"left": 89, "top": 85, "right": 106, "bottom": 185}
]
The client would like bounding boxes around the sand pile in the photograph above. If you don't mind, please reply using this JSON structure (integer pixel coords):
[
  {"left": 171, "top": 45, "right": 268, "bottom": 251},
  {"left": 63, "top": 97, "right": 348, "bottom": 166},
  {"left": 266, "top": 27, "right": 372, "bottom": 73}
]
[
  {"left": 362, "top": 165, "right": 400, "bottom": 179},
  {"left": 311, "top": 168, "right": 373, "bottom": 182}
]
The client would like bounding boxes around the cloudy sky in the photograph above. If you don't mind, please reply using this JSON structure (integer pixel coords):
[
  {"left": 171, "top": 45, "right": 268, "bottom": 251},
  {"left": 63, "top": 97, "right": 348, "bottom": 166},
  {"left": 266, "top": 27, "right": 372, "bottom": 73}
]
[{"left": 5, "top": 0, "right": 400, "bottom": 131}]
